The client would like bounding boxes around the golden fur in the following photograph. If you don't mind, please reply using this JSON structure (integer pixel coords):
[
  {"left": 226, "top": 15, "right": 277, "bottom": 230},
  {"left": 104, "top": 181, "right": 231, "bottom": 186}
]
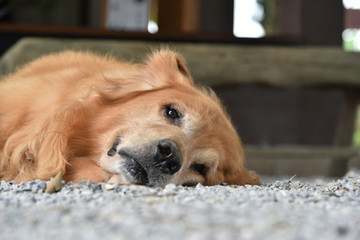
[{"left": 0, "top": 50, "right": 260, "bottom": 187}]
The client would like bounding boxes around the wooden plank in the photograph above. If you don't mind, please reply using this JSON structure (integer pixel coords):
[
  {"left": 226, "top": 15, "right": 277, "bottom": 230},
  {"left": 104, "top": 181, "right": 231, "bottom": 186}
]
[
  {"left": 244, "top": 145, "right": 358, "bottom": 159},
  {"left": 0, "top": 23, "right": 299, "bottom": 44},
  {"left": 244, "top": 145, "right": 359, "bottom": 177},
  {"left": 158, "top": 0, "right": 183, "bottom": 33},
  {"left": 1, "top": 38, "right": 360, "bottom": 88},
  {"left": 345, "top": 9, "right": 360, "bottom": 28},
  {"left": 181, "top": 0, "right": 200, "bottom": 33}
]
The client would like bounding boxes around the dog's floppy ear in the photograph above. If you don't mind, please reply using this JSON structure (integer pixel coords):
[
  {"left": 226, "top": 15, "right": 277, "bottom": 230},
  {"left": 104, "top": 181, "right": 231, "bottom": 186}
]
[
  {"left": 174, "top": 53, "right": 191, "bottom": 78},
  {"left": 145, "top": 50, "right": 194, "bottom": 86},
  {"left": 98, "top": 50, "right": 193, "bottom": 101}
]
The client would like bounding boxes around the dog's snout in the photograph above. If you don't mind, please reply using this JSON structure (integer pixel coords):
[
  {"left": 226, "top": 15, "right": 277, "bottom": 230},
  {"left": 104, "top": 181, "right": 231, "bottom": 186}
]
[
  {"left": 155, "top": 140, "right": 181, "bottom": 175},
  {"left": 157, "top": 140, "right": 173, "bottom": 159}
]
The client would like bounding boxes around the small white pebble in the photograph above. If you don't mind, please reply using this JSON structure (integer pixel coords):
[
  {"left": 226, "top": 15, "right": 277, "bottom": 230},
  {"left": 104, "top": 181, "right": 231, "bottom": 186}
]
[{"left": 105, "top": 184, "right": 115, "bottom": 191}]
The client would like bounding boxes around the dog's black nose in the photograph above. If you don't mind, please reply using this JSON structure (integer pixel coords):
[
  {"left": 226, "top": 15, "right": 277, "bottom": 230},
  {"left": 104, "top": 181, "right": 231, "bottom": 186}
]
[{"left": 155, "top": 140, "right": 181, "bottom": 175}]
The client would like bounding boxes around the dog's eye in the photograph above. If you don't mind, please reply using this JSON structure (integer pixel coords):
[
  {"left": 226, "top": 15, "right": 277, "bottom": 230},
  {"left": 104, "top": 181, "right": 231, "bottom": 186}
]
[
  {"left": 165, "top": 106, "right": 181, "bottom": 120},
  {"left": 191, "top": 164, "right": 207, "bottom": 177}
]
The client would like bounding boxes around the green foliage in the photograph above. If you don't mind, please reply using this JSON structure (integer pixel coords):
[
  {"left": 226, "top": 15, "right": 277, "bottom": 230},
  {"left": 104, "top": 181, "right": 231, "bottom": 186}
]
[{"left": 353, "top": 107, "right": 360, "bottom": 147}]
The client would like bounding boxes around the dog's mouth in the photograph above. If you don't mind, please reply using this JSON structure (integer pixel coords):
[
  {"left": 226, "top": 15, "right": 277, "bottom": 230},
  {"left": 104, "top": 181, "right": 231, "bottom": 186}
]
[
  {"left": 119, "top": 152, "right": 149, "bottom": 185},
  {"left": 112, "top": 140, "right": 182, "bottom": 187}
]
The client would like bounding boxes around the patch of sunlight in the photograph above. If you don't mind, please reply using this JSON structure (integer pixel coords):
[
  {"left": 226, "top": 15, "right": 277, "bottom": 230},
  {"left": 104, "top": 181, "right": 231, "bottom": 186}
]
[
  {"left": 233, "top": 0, "right": 265, "bottom": 38},
  {"left": 343, "top": 0, "right": 360, "bottom": 9},
  {"left": 353, "top": 107, "right": 360, "bottom": 147},
  {"left": 147, "top": 20, "right": 158, "bottom": 34},
  {"left": 343, "top": 29, "right": 360, "bottom": 52}
]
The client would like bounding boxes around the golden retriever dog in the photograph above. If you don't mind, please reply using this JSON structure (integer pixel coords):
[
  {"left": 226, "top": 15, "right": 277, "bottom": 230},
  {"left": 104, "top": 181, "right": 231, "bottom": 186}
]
[{"left": 0, "top": 50, "right": 260, "bottom": 187}]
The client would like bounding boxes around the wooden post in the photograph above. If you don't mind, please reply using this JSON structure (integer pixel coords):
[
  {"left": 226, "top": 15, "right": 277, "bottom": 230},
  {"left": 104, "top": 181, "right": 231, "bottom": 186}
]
[
  {"left": 158, "top": 0, "right": 200, "bottom": 34},
  {"left": 334, "top": 91, "right": 360, "bottom": 146}
]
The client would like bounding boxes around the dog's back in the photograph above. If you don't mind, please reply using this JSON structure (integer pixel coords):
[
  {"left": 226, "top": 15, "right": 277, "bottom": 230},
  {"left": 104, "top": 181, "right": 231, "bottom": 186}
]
[{"left": 0, "top": 52, "right": 119, "bottom": 181}]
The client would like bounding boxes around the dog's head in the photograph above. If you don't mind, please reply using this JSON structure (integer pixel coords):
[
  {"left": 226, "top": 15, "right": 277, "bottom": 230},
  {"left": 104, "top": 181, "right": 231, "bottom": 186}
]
[{"left": 92, "top": 50, "right": 260, "bottom": 187}]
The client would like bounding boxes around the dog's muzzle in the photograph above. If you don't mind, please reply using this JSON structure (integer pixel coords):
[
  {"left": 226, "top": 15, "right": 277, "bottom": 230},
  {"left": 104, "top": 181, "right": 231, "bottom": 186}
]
[{"left": 118, "top": 139, "right": 182, "bottom": 187}]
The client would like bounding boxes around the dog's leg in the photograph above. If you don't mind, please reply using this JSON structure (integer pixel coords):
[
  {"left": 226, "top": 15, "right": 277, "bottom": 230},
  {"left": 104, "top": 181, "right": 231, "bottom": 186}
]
[
  {"left": 63, "top": 157, "right": 112, "bottom": 183},
  {"left": 244, "top": 170, "right": 261, "bottom": 185}
]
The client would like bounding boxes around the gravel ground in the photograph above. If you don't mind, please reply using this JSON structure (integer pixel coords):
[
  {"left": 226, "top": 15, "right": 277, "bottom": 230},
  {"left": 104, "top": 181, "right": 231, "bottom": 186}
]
[{"left": 1, "top": 170, "right": 360, "bottom": 240}]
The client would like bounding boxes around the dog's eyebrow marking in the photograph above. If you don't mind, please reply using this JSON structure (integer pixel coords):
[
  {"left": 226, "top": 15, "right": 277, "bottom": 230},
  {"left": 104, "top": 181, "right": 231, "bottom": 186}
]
[{"left": 107, "top": 138, "right": 121, "bottom": 156}]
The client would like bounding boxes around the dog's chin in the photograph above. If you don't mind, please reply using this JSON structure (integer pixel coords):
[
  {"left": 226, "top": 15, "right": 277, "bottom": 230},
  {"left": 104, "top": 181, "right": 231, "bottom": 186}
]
[
  {"left": 118, "top": 157, "right": 149, "bottom": 185},
  {"left": 114, "top": 157, "right": 171, "bottom": 188}
]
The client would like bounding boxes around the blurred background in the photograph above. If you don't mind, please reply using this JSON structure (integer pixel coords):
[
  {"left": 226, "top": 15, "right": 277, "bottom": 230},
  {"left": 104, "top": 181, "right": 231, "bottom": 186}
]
[
  {"left": 1, "top": 0, "right": 357, "bottom": 51},
  {"left": 0, "top": 0, "right": 359, "bottom": 178}
]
